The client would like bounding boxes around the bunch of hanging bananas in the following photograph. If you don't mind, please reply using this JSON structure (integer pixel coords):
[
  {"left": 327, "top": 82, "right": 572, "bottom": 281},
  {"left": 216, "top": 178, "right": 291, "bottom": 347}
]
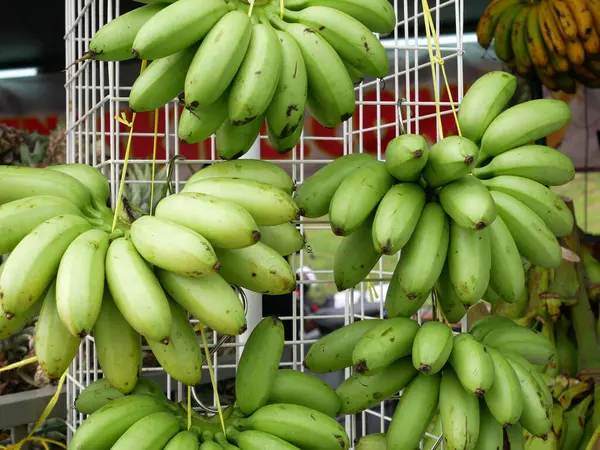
[
  {"left": 477, "top": 0, "right": 600, "bottom": 91},
  {"left": 69, "top": 316, "right": 351, "bottom": 450},
  {"left": 295, "top": 70, "right": 576, "bottom": 324},
  {"left": 83, "top": 0, "right": 396, "bottom": 157},
  {"left": 0, "top": 159, "right": 301, "bottom": 387},
  {"left": 301, "top": 311, "right": 556, "bottom": 449}
]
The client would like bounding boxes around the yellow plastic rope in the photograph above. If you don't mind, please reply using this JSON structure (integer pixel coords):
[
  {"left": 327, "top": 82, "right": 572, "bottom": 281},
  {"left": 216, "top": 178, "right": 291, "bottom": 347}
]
[
  {"left": 199, "top": 324, "right": 227, "bottom": 436},
  {"left": 0, "top": 356, "right": 37, "bottom": 373},
  {"left": 279, "top": 0, "right": 284, "bottom": 18},
  {"left": 149, "top": 108, "right": 160, "bottom": 216},
  {"left": 112, "top": 59, "right": 149, "bottom": 231},
  {"left": 187, "top": 386, "right": 192, "bottom": 431},
  {"left": 421, "top": 0, "right": 462, "bottom": 137},
  {"left": 248, "top": 0, "right": 256, "bottom": 17}
]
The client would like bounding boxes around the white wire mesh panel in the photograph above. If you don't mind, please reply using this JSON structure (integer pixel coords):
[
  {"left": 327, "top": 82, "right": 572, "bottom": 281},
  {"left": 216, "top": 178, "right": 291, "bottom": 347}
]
[{"left": 64, "top": 0, "right": 464, "bottom": 446}]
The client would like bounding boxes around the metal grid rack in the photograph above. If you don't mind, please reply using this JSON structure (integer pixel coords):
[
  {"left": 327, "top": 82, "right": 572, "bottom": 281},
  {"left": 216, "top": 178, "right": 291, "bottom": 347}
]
[{"left": 63, "top": 0, "right": 465, "bottom": 446}]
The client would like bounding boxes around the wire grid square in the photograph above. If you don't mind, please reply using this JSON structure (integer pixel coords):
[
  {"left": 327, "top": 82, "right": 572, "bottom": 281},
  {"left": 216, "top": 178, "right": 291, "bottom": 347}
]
[{"left": 63, "top": 0, "right": 464, "bottom": 446}]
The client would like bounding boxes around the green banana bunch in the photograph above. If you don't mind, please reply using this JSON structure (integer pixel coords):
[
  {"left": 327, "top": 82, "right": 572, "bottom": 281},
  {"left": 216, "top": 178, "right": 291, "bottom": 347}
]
[
  {"left": 435, "top": 263, "right": 469, "bottom": 324},
  {"left": 146, "top": 300, "right": 202, "bottom": 386},
  {"left": 156, "top": 269, "right": 247, "bottom": 336},
  {"left": 178, "top": 95, "right": 229, "bottom": 144},
  {"left": 303, "top": 319, "right": 383, "bottom": 372},
  {"left": 449, "top": 333, "right": 495, "bottom": 397},
  {"left": 268, "top": 369, "right": 341, "bottom": 417},
  {"left": 216, "top": 114, "right": 266, "bottom": 160},
  {"left": 385, "top": 202, "right": 449, "bottom": 318},
  {"left": 236, "top": 316, "right": 285, "bottom": 415},
  {"left": 258, "top": 223, "right": 305, "bottom": 256},
  {"left": 35, "top": 280, "right": 81, "bottom": 379},
  {"left": 333, "top": 214, "right": 381, "bottom": 290},
  {"left": 215, "top": 243, "right": 296, "bottom": 295},
  {"left": 438, "top": 175, "right": 497, "bottom": 230},
  {"left": 371, "top": 183, "right": 426, "bottom": 255},
  {"left": 111, "top": 411, "right": 181, "bottom": 450},
  {"left": 130, "top": 215, "right": 219, "bottom": 276},
  {"left": 474, "top": 401, "right": 504, "bottom": 450},
  {"left": 386, "top": 373, "right": 441, "bottom": 450},
  {"left": 411, "top": 320, "right": 454, "bottom": 375},
  {"left": 335, "top": 356, "right": 418, "bottom": 414},
  {"left": 164, "top": 431, "right": 200, "bottom": 450},
  {"left": 474, "top": 145, "right": 576, "bottom": 186},
  {"left": 233, "top": 403, "right": 349, "bottom": 450},
  {"left": 352, "top": 317, "right": 420, "bottom": 374},
  {"left": 105, "top": 237, "right": 172, "bottom": 343},
  {"left": 226, "top": 428, "right": 300, "bottom": 450},
  {"left": 478, "top": 99, "right": 572, "bottom": 164},
  {"left": 422, "top": 136, "right": 479, "bottom": 188},
  {"left": 439, "top": 367, "right": 480, "bottom": 450},
  {"left": 74, "top": 378, "right": 125, "bottom": 415},
  {"left": 47, "top": 163, "right": 110, "bottom": 207},
  {"left": 294, "top": 152, "right": 375, "bottom": 218},
  {"left": 132, "top": 0, "right": 230, "bottom": 60},
  {"left": 384, "top": 134, "right": 429, "bottom": 182},
  {"left": 94, "top": 291, "right": 142, "bottom": 394},
  {"left": 484, "top": 347, "right": 524, "bottom": 427},
  {"left": 0, "top": 214, "right": 91, "bottom": 316},
  {"left": 457, "top": 70, "right": 517, "bottom": 144}
]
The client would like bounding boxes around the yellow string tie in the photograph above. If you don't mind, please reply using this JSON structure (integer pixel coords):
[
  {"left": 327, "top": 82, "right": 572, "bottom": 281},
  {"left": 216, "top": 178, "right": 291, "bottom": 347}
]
[
  {"left": 247, "top": 0, "right": 256, "bottom": 17},
  {"left": 149, "top": 108, "right": 160, "bottom": 215},
  {"left": 199, "top": 324, "right": 227, "bottom": 436},
  {"left": 0, "top": 356, "right": 38, "bottom": 373},
  {"left": 187, "top": 386, "right": 192, "bottom": 431},
  {"left": 279, "top": 0, "right": 284, "bottom": 19}
]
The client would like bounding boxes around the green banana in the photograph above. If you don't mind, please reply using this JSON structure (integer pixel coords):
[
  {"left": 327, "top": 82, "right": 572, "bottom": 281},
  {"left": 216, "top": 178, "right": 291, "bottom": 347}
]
[
  {"left": 457, "top": 70, "right": 518, "bottom": 144},
  {"left": 200, "top": 440, "right": 223, "bottom": 450},
  {"left": 258, "top": 223, "right": 305, "bottom": 256},
  {"left": 156, "top": 269, "right": 246, "bottom": 336},
  {"left": 474, "top": 145, "right": 575, "bottom": 186},
  {"left": 371, "top": 183, "right": 426, "bottom": 255},
  {"left": 283, "top": 6, "right": 389, "bottom": 78},
  {"left": 481, "top": 175, "right": 574, "bottom": 236},
  {"left": 555, "top": 316, "right": 578, "bottom": 378},
  {"left": 329, "top": 160, "right": 394, "bottom": 236},
  {"left": 268, "top": 369, "right": 341, "bottom": 417},
  {"left": 132, "top": 0, "right": 230, "bottom": 60},
  {"left": 129, "top": 46, "right": 197, "bottom": 112},
  {"left": 422, "top": 136, "right": 479, "bottom": 188},
  {"left": 0, "top": 294, "right": 41, "bottom": 339},
  {"left": 35, "top": 280, "right": 81, "bottom": 379},
  {"left": 384, "top": 134, "right": 429, "bottom": 182},
  {"left": 345, "top": 62, "right": 365, "bottom": 84},
  {"left": 490, "top": 190, "right": 562, "bottom": 269},
  {"left": 306, "top": 91, "right": 340, "bottom": 128},
  {"left": 352, "top": 317, "right": 420, "bottom": 373},
  {"left": 474, "top": 401, "right": 504, "bottom": 450},
  {"left": 438, "top": 175, "right": 497, "bottom": 230},
  {"left": 411, "top": 320, "right": 454, "bottom": 375},
  {"left": 74, "top": 378, "right": 126, "bottom": 415},
  {"left": 178, "top": 94, "right": 229, "bottom": 144},
  {"left": 94, "top": 291, "right": 142, "bottom": 394},
  {"left": 449, "top": 333, "right": 495, "bottom": 397},
  {"left": 266, "top": 113, "right": 304, "bottom": 153},
  {"left": 216, "top": 114, "right": 266, "bottom": 160},
  {"left": 356, "top": 434, "right": 387, "bottom": 450},
  {"left": 105, "top": 237, "right": 172, "bottom": 343},
  {"left": 111, "top": 411, "right": 181, "bottom": 450},
  {"left": 182, "top": 177, "right": 299, "bottom": 226},
  {"left": 469, "top": 315, "right": 519, "bottom": 342},
  {"left": 524, "top": 430, "right": 559, "bottom": 449},
  {"left": 483, "top": 347, "right": 524, "bottom": 427},
  {"left": 229, "top": 22, "right": 282, "bottom": 124},
  {"left": 294, "top": 152, "right": 376, "bottom": 217},
  {"left": 184, "top": 11, "right": 252, "bottom": 109},
  {"left": 146, "top": 300, "right": 202, "bottom": 386},
  {"left": 303, "top": 318, "right": 384, "bottom": 372},
  {"left": 56, "top": 228, "right": 109, "bottom": 337},
  {"left": 439, "top": 367, "right": 480, "bottom": 450},
  {"left": 334, "top": 214, "right": 381, "bottom": 290},
  {"left": 386, "top": 373, "right": 441, "bottom": 450},
  {"left": 265, "top": 29, "right": 307, "bottom": 142},
  {"left": 487, "top": 214, "right": 526, "bottom": 303},
  {"left": 582, "top": 247, "right": 600, "bottom": 301},
  {"left": 0, "top": 214, "right": 91, "bottom": 316},
  {"left": 506, "top": 423, "right": 525, "bottom": 450},
  {"left": 214, "top": 243, "right": 295, "bottom": 295},
  {"left": 164, "top": 431, "right": 200, "bottom": 450},
  {"left": 69, "top": 395, "right": 168, "bottom": 450},
  {"left": 131, "top": 377, "right": 168, "bottom": 400},
  {"left": 385, "top": 202, "right": 449, "bottom": 318},
  {"left": 155, "top": 192, "right": 260, "bottom": 249},
  {"left": 435, "top": 263, "right": 468, "bottom": 324},
  {"left": 236, "top": 316, "right": 285, "bottom": 415},
  {"left": 47, "top": 164, "right": 110, "bottom": 205},
  {"left": 478, "top": 99, "right": 572, "bottom": 164},
  {"left": 226, "top": 428, "right": 300, "bottom": 450},
  {"left": 88, "top": 4, "right": 167, "bottom": 61},
  {"left": 482, "top": 325, "right": 555, "bottom": 366},
  {"left": 215, "top": 432, "right": 242, "bottom": 450},
  {"left": 186, "top": 159, "right": 294, "bottom": 195},
  {"left": 336, "top": 356, "right": 418, "bottom": 414},
  {"left": 559, "top": 394, "right": 593, "bottom": 450},
  {"left": 232, "top": 403, "right": 349, "bottom": 450},
  {"left": 130, "top": 215, "right": 219, "bottom": 277}
]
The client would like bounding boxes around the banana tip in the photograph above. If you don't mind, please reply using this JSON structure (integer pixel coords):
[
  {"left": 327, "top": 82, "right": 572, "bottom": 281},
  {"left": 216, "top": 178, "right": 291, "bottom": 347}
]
[
  {"left": 475, "top": 388, "right": 485, "bottom": 398},
  {"left": 413, "top": 150, "right": 423, "bottom": 159},
  {"left": 77, "top": 330, "right": 88, "bottom": 339},
  {"left": 475, "top": 221, "right": 486, "bottom": 230},
  {"left": 252, "top": 230, "right": 261, "bottom": 242},
  {"left": 132, "top": 48, "right": 140, "bottom": 59},
  {"left": 503, "top": 423, "right": 513, "bottom": 429},
  {"left": 332, "top": 227, "right": 345, "bottom": 237},
  {"left": 464, "top": 155, "right": 474, "bottom": 165},
  {"left": 4, "top": 312, "right": 14, "bottom": 320},
  {"left": 419, "top": 364, "right": 432, "bottom": 373},
  {"left": 161, "top": 338, "right": 170, "bottom": 346},
  {"left": 213, "top": 261, "right": 222, "bottom": 272},
  {"left": 297, "top": 208, "right": 306, "bottom": 217},
  {"left": 353, "top": 360, "right": 368, "bottom": 373}
]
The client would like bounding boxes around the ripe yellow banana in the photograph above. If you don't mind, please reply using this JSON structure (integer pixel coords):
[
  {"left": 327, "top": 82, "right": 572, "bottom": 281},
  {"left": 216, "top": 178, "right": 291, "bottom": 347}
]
[
  {"left": 215, "top": 114, "right": 266, "bottom": 160},
  {"left": 422, "top": 135, "right": 479, "bottom": 188},
  {"left": 411, "top": 320, "right": 454, "bottom": 375},
  {"left": 484, "top": 347, "right": 524, "bottom": 427},
  {"left": 94, "top": 291, "right": 142, "bottom": 394},
  {"left": 35, "top": 280, "right": 81, "bottom": 379},
  {"left": 584, "top": 26, "right": 600, "bottom": 53},
  {"left": 566, "top": 37, "right": 586, "bottom": 64},
  {"left": 512, "top": 7, "right": 534, "bottom": 76},
  {"left": 384, "top": 134, "right": 429, "bottom": 182},
  {"left": 435, "top": 263, "right": 469, "bottom": 324},
  {"left": 47, "top": 164, "right": 110, "bottom": 206},
  {"left": 449, "top": 333, "right": 495, "bottom": 397},
  {"left": 155, "top": 192, "right": 260, "bottom": 249},
  {"left": 494, "top": 4, "right": 525, "bottom": 62},
  {"left": 336, "top": 357, "right": 418, "bottom": 414},
  {"left": 586, "top": 0, "right": 600, "bottom": 33},
  {"left": 477, "top": 0, "right": 528, "bottom": 48},
  {"left": 74, "top": 378, "right": 125, "bottom": 415},
  {"left": 178, "top": 94, "right": 228, "bottom": 144},
  {"left": 111, "top": 411, "right": 181, "bottom": 450},
  {"left": 551, "top": 0, "right": 580, "bottom": 40},
  {"left": 0, "top": 214, "right": 91, "bottom": 317},
  {"left": 540, "top": 0, "right": 568, "bottom": 56},
  {"left": 258, "top": 223, "right": 305, "bottom": 256},
  {"left": 372, "top": 183, "right": 426, "bottom": 255},
  {"left": 385, "top": 202, "right": 449, "bottom": 318},
  {"left": 564, "top": 0, "right": 594, "bottom": 40},
  {"left": 439, "top": 175, "right": 497, "bottom": 230},
  {"left": 184, "top": 11, "right": 252, "bottom": 109},
  {"left": 527, "top": 5, "right": 550, "bottom": 68},
  {"left": 156, "top": 269, "right": 246, "bottom": 336},
  {"left": 215, "top": 243, "right": 296, "bottom": 295},
  {"left": 105, "top": 237, "right": 172, "bottom": 343}
]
